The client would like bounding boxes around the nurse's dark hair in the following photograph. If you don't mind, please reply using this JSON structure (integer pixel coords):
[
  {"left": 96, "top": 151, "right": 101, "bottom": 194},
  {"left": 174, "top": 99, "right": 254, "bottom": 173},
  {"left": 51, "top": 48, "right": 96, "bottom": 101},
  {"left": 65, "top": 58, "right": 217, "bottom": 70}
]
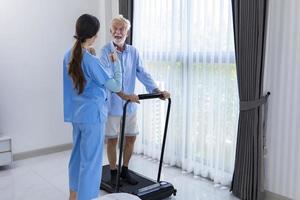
[{"left": 68, "top": 14, "right": 100, "bottom": 94}]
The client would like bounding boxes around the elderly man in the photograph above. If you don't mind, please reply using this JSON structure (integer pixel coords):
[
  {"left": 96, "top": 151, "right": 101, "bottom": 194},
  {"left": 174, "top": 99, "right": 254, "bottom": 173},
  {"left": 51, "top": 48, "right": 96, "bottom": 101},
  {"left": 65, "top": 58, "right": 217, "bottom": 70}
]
[{"left": 99, "top": 15, "right": 170, "bottom": 186}]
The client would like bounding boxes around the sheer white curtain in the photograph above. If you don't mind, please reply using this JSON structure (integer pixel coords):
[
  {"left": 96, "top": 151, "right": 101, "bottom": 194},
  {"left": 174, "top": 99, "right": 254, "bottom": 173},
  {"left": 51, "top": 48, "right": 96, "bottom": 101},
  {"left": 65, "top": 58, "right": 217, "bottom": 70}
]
[{"left": 132, "top": 0, "right": 238, "bottom": 185}]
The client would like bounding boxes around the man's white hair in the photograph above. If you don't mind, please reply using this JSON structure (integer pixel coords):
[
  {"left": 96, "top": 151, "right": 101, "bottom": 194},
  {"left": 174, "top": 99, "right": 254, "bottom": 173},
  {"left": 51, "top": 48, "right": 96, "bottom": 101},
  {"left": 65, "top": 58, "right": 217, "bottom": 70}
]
[{"left": 111, "top": 14, "right": 131, "bottom": 31}]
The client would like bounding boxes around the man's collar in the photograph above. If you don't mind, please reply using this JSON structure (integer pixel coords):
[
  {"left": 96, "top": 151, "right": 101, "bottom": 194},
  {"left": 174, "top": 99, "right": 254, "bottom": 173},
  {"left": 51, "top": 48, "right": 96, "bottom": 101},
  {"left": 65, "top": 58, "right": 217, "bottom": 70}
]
[{"left": 110, "top": 41, "right": 129, "bottom": 53}]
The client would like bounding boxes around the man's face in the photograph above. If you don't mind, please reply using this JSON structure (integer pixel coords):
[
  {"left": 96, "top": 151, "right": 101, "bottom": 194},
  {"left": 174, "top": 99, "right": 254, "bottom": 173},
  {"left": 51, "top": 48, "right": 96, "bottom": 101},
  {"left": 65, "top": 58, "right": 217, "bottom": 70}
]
[{"left": 110, "top": 22, "right": 128, "bottom": 46}]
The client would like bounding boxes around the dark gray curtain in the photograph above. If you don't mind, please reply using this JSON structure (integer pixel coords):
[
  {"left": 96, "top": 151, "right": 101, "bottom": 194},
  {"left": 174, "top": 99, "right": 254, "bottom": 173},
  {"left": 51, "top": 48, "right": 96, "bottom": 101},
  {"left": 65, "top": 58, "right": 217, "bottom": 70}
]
[
  {"left": 231, "top": 0, "right": 269, "bottom": 200},
  {"left": 119, "top": 0, "right": 134, "bottom": 45}
]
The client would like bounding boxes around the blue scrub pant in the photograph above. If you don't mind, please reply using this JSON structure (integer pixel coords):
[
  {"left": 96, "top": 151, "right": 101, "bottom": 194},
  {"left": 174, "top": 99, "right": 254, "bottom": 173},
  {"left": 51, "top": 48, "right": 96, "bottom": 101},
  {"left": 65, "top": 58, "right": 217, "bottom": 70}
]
[{"left": 69, "top": 123, "right": 104, "bottom": 200}]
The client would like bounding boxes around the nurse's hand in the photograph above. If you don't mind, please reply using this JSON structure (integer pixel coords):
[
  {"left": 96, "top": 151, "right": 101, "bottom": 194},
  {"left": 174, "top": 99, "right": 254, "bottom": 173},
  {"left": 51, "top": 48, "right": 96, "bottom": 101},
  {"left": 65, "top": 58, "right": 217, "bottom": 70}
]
[
  {"left": 88, "top": 47, "right": 96, "bottom": 56},
  {"left": 109, "top": 51, "right": 118, "bottom": 62}
]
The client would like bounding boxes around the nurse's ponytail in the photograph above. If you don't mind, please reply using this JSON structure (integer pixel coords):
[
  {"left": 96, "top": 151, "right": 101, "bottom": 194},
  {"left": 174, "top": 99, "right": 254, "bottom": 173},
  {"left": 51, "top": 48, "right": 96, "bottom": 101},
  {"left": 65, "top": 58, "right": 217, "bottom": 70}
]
[
  {"left": 68, "top": 14, "right": 100, "bottom": 94},
  {"left": 69, "top": 38, "right": 85, "bottom": 94}
]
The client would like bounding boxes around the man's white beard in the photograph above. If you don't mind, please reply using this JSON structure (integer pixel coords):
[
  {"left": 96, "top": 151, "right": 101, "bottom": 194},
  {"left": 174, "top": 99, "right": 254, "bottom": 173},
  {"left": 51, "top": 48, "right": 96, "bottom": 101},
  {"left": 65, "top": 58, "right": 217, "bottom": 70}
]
[{"left": 113, "top": 37, "right": 126, "bottom": 46}]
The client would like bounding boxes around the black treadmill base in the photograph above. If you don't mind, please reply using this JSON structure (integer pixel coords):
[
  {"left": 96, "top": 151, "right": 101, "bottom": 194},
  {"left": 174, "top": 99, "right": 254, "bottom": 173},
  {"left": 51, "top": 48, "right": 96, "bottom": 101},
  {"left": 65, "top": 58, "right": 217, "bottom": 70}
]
[
  {"left": 100, "top": 165, "right": 176, "bottom": 200},
  {"left": 136, "top": 182, "right": 176, "bottom": 200}
]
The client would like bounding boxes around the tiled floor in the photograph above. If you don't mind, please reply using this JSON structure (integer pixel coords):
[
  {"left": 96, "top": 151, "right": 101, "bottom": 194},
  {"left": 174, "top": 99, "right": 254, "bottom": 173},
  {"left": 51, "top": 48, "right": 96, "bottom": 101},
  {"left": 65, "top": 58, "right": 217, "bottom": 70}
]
[{"left": 0, "top": 150, "right": 239, "bottom": 200}]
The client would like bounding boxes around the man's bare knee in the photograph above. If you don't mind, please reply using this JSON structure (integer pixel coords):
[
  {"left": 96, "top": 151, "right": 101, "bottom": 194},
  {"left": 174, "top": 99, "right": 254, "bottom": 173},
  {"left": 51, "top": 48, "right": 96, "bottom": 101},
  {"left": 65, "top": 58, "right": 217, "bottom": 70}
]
[
  {"left": 107, "top": 138, "right": 118, "bottom": 147},
  {"left": 125, "top": 136, "right": 136, "bottom": 145}
]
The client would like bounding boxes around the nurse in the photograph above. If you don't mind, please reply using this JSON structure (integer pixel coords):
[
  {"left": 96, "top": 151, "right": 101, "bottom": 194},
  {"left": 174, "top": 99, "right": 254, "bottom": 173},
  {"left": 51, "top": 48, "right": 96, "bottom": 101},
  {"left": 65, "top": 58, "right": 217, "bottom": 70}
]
[{"left": 63, "top": 14, "right": 122, "bottom": 200}]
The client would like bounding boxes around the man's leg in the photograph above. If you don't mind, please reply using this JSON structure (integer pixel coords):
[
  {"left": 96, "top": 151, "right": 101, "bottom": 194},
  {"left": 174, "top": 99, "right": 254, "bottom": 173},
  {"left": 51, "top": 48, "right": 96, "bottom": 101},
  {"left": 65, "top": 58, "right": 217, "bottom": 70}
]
[
  {"left": 122, "top": 114, "right": 138, "bottom": 167},
  {"left": 106, "top": 138, "right": 119, "bottom": 186},
  {"left": 106, "top": 138, "right": 118, "bottom": 170},
  {"left": 121, "top": 135, "right": 138, "bottom": 185},
  {"left": 106, "top": 116, "right": 122, "bottom": 186},
  {"left": 121, "top": 136, "right": 138, "bottom": 185},
  {"left": 69, "top": 190, "right": 76, "bottom": 200},
  {"left": 120, "top": 114, "right": 139, "bottom": 185},
  {"left": 123, "top": 136, "right": 136, "bottom": 167}
]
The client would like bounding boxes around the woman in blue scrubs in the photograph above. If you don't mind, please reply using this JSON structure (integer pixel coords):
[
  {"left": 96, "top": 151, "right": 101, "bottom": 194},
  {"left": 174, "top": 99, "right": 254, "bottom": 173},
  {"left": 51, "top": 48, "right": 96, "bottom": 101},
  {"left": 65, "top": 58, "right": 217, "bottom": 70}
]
[{"left": 63, "top": 14, "right": 122, "bottom": 200}]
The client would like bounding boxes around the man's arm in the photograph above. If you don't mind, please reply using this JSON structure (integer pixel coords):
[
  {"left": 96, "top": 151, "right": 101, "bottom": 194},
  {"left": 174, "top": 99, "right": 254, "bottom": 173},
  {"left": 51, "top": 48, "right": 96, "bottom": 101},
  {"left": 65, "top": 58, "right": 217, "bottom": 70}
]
[
  {"left": 135, "top": 52, "right": 159, "bottom": 93},
  {"left": 135, "top": 51, "right": 170, "bottom": 100}
]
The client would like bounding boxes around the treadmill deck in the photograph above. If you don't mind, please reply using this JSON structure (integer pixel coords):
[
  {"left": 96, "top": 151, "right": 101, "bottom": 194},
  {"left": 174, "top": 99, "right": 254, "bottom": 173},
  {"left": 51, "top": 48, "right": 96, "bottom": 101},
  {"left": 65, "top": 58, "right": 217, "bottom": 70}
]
[{"left": 101, "top": 164, "right": 157, "bottom": 194}]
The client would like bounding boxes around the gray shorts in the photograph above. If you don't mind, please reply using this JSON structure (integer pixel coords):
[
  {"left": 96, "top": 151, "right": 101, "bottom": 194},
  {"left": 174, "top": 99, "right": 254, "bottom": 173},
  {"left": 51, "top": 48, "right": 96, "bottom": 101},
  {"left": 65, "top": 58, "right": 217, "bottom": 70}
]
[{"left": 105, "top": 113, "right": 139, "bottom": 139}]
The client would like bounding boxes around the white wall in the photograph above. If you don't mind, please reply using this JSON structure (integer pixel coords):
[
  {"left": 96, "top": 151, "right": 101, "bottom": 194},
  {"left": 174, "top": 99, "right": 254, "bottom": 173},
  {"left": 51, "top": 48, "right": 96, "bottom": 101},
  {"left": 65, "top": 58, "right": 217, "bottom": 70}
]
[
  {"left": 264, "top": 0, "right": 300, "bottom": 199},
  {"left": 0, "top": 0, "right": 115, "bottom": 154},
  {"left": 102, "top": 0, "right": 119, "bottom": 43}
]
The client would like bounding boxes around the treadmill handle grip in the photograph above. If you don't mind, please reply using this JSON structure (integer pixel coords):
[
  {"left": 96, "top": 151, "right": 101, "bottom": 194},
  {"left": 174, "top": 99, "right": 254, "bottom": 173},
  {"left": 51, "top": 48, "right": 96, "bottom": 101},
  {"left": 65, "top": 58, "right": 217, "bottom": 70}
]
[{"left": 138, "top": 93, "right": 165, "bottom": 100}]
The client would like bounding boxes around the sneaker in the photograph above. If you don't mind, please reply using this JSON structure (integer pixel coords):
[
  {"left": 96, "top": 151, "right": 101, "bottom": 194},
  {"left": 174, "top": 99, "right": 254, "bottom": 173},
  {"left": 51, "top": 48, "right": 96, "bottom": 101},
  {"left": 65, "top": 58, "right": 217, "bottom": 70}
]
[{"left": 120, "top": 166, "right": 138, "bottom": 185}]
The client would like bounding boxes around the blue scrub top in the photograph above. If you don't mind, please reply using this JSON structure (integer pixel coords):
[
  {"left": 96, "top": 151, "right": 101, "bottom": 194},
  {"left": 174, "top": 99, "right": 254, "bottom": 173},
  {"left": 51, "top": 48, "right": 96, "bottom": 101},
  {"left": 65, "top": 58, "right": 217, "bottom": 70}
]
[
  {"left": 63, "top": 48, "right": 112, "bottom": 123},
  {"left": 99, "top": 42, "right": 158, "bottom": 116}
]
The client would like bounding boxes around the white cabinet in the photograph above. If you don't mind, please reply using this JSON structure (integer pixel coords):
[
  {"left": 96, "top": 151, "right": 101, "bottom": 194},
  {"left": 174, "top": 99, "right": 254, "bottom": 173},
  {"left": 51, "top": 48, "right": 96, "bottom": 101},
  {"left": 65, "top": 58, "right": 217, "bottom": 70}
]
[{"left": 0, "top": 137, "right": 12, "bottom": 166}]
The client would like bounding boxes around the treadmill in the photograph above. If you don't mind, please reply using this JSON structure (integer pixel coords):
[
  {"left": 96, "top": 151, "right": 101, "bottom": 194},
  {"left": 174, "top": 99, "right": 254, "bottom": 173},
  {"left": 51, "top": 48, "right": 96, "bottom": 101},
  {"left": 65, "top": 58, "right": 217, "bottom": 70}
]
[{"left": 101, "top": 93, "right": 177, "bottom": 200}]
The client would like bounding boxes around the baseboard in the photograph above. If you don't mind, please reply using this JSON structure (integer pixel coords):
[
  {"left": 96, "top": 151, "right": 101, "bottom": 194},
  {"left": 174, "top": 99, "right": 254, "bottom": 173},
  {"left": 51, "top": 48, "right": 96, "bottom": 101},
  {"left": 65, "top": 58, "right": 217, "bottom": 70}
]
[
  {"left": 13, "top": 143, "right": 72, "bottom": 161},
  {"left": 264, "top": 190, "right": 293, "bottom": 200}
]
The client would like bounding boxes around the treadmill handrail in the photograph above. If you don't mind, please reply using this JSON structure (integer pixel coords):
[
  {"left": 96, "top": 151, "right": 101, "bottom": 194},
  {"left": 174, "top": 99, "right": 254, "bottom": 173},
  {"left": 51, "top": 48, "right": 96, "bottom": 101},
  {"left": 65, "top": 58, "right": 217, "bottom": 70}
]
[
  {"left": 116, "top": 93, "right": 171, "bottom": 192},
  {"left": 138, "top": 93, "right": 163, "bottom": 100}
]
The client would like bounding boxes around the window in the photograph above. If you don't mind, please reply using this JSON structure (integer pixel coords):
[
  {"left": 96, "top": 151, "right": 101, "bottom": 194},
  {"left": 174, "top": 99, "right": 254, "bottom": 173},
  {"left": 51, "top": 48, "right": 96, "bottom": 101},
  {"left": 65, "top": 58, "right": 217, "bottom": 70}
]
[{"left": 133, "top": 0, "right": 238, "bottom": 185}]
